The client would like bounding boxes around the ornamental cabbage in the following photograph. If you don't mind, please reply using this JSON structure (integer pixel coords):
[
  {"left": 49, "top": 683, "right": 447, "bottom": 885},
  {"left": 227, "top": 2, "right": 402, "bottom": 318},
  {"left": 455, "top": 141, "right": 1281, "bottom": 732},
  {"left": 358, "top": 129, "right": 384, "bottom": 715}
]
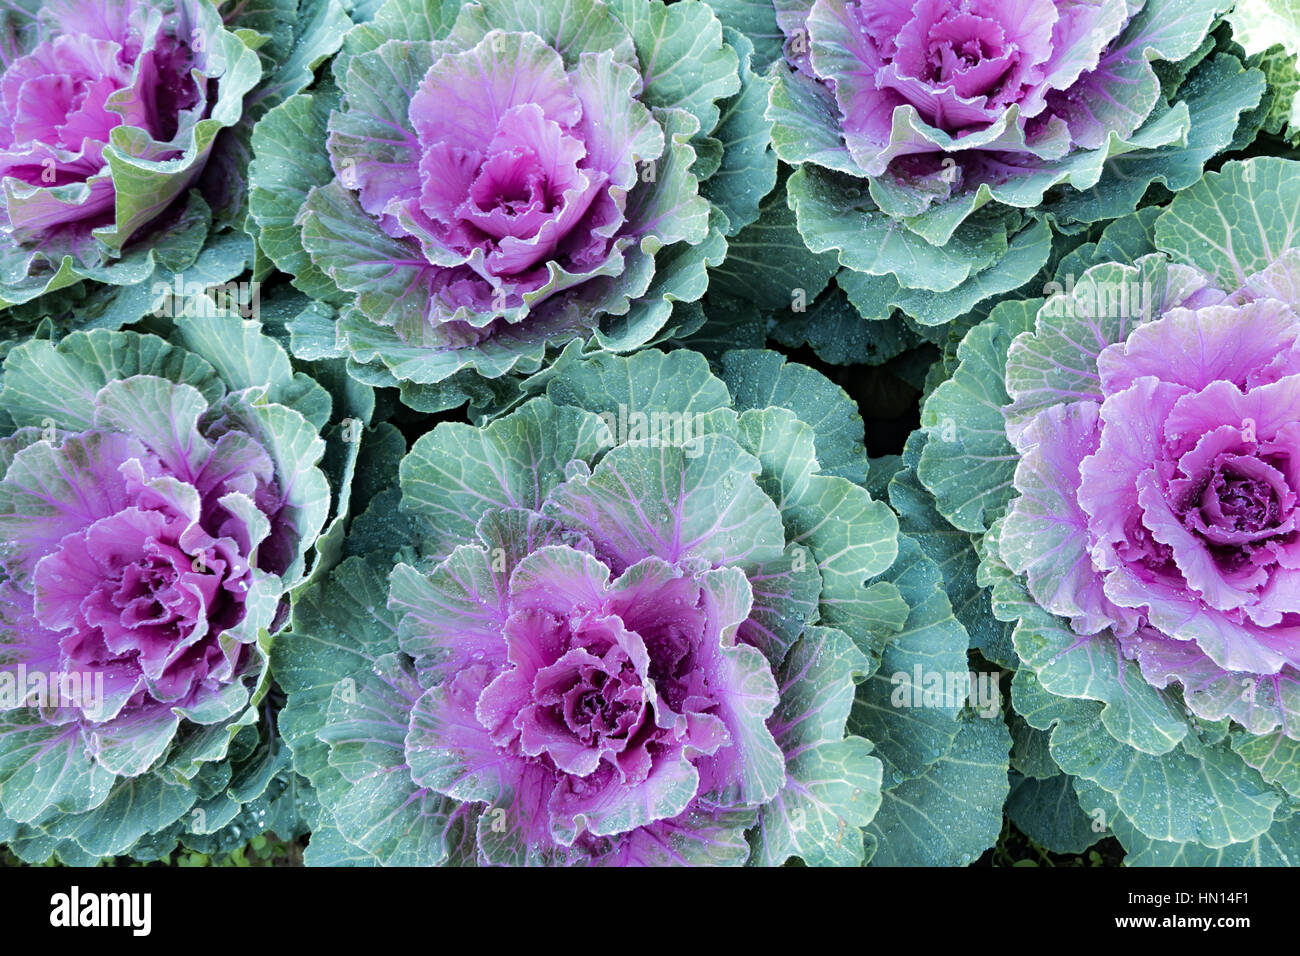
[
  {"left": 0, "top": 0, "right": 261, "bottom": 310},
  {"left": 248, "top": 0, "right": 763, "bottom": 411},
  {"left": 0, "top": 309, "right": 331, "bottom": 863},
  {"left": 1005, "top": 266, "right": 1300, "bottom": 730},
  {"left": 918, "top": 157, "right": 1300, "bottom": 863},
  {"left": 274, "top": 347, "right": 1008, "bottom": 866},
  {"left": 767, "top": 0, "right": 1266, "bottom": 328}
]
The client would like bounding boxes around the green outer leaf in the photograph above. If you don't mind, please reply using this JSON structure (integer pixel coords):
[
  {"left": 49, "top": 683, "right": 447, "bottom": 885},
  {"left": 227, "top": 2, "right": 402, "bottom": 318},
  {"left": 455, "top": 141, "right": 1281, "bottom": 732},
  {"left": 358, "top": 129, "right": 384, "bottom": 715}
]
[
  {"left": 2, "top": 198, "right": 247, "bottom": 321},
  {"left": 1009, "top": 714, "right": 1058, "bottom": 779},
  {"left": 748, "top": 625, "right": 881, "bottom": 867},
  {"left": 766, "top": 63, "right": 859, "bottom": 175},
  {"left": 175, "top": 309, "right": 331, "bottom": 423},
  {"left": 297, "top": 178, "right": 434, "bottom": 337},
  {"left": 0, "top": 714, "right": 116, "bottom": 822},
  {"left": 206, "top": 0, "right": 352, "bottom": 226},
  {"left": 400, "top": 398, "right": 608, "bottom": 557},
  {"left": 1041, "top": 54, "right": 1264, "bottom": 228},
  {"left": 719, "top": 348, "right": 867, "bottom": 483},
  {"left": 250, "top": 0, "right": 351, "bottom": 117},
  {"left": 838, "top": 218, "right": 1052, "bottom": 327},
  {"left": 40, "top": 775, "right": 197, "bottom": 858},
  {"left": 1002, "top": 257, "right": 1175, "bottom": 440},
  {"left": 303, "top": 813, "right": 381, "bottom": 866},
  {"left": 709, "top": 171, "right": 840, "bottom": 309},
  {"left": 1253, "top": 44, "right": 1300, "bottom": 143},
  {"left": 888, "top": 433, "right": 1016, "bottom": 670},
  {"left": 783, "top": 473, "right": 900, "bottom": 648},
  {"left": 1079, "top": 780, "right": 1300, "bottom": 866},
  {"left": 849, "top": 532, "right": 974, "bottom": 787},
  {"left": 1, "top": 330, "right": 224, "bottom": 432},
  {"left": 701, "top": 29, "right": 778, "bottom": 236},
  {"left": 543, "top": 431, "right": 787, "bottom": 572},
  {"left": 708, "top": 0, "right": 785, "bottom": 71},
  {"left": 787, "top": 166, "right": 1015, "bottom": 293},
  {"left": 917, "top": 300, "right": 1038, "bottom": 533},
  {"left": 768, "top": 279, "right": 923, "bottom": 367},
  {"left": 730, "top": 404, "right": 902, "bottom": 653},
  {"left": 607, "top": 807, "right": 753, "bottom": 866},
  {"left": 591, "top": 212, "right": 726, "bottom": 354},
  {"left": 673, "top": 293, "right": 767, "bottom": 363},
  {"left": 274, "top": 552, "right": 397, "bottom": 786},
  {"left": 321, "top": 651, "right": 458, "bottom": 865},
  {"left": 542, "top": 345, "right": 733, "bottom": 420},
  {"left": 1014, "top": 669, "right": 1282, "bottom": 848},
  {"left": 606, "top": 0, "right": 740, "bottom": 135},
  {"left": 443, "top": 0, "right": 637, "bottom": 74},
  {"left": 1232, "top": 731, "right": 1300, "bottom": 797},
  {"left": 1006, "top": 773, "right": 1100, "bottom": 855},
  {"left": 866, "top": 715, "right": 1011, "bottom": 866},
  {"left": 1154, "top": 156, "right": 1300, "bottom": 288},
  {"left": 1054, "top": 206, "right": 1162, "bottom": 280},
  {"left": 274, "top": 552, "right": 458, "bottom": 865},
  {"left": 248, "top": 92, "right": 347, "bottom": 304}
]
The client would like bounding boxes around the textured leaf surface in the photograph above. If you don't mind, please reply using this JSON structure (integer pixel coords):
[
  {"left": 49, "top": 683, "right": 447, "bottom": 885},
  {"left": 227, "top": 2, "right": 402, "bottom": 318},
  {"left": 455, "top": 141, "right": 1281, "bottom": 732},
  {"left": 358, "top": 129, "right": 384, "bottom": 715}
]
[
  {"left": 849, "top": 534, "right": 972, "bottom": 787},
  {"left": 1155, "top": 157, "right": 1300, "bottom": 287},
  {"left": 918, "top": 301, "right": 1037, "bottom": 532},
  {"left": 866, "top": 715, "right": 1011, "bottom": 866},
  {"left": 1006, "top": 773, "right": 1099, "bottom": 855},
  {"left": 1014, "top": 670, "right": 1281, "bottom": 848},
  {"left": 700, "top": 29, "right": 777, "bottom": 235},
  {"left": 749, "top": 626, "right": 881, "bottom": 866}
]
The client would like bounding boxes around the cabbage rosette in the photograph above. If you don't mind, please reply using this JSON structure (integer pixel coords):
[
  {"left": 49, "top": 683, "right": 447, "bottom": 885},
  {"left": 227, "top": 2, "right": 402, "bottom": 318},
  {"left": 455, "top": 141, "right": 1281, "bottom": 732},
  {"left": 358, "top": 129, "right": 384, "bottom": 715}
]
[
  {"left": 765, "top": 0, "right": 1267, "bottom": 329},
  {"left": 0, "top": 0, "right": 354, "bottom": 339},
  {"left": 0, "top": 0, "right": 260, "bottom": 312},
  {"left": 248, "top": 0, "right": 781, "bottom": 412},
  {"left": 275, "top": 347, "right": 1009, "bottom": 866},
  {"left": 0, "top": 309, "right": 332, "bottom": 863},
  {"left": 917, "top": 157, "right": 1300, "bottom": 863}
]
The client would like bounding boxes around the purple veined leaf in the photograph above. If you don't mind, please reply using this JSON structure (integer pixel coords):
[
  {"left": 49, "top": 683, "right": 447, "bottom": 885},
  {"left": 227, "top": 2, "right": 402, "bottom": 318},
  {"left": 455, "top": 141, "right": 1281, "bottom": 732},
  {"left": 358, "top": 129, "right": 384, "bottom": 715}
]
[
  {"left": 688, "top": 566, "right": 784, "bottom": 806},
  {"left": 591, "top": 804, "right": 756, "bottom": 866},
  {"left": 543, "top": 432, "right": 787, "bottom": 573},
  {"left": 0, "top": 0, "right": 263, "bottom": 305},
  {"left": 1098, "top": 301, "right": 1300, "bottom": 397},
  {"left": 315, "top": 652, "right": 458, "bottom": 866},
  {"left": 92, "top": 377, "right": 214, "bottom": 480},
  {"left": 0, "top": 315, "right": 331, "bottom": 854},
  {"left": 0, "top": 583, "right": 64, "bottom": 698},
  {"left": 1001, "top": 401, "right": 1124, "bottom": 635},
  {"left": 400, "top": 398, "right": 609, "bottom": 556},
  {"left": 750, "top": 625, "right": 880, "bottom": 867},
  {"left": 0, "top": 708, "right": 117, "bottom": 823},
  {"left": 0, "top": 432, "right": 146, "bottom": 583},
  {"left": 277, "top": 347, "right": 921, "bottom": 865},
  {"left": 1122, "top": 628, "right": 1300, "bottom": 738},
  {"left": 253, "top": 0, "right": 736, "bottom": 395},
  {"left": 736, "top": 547, "right": 822, "bottom": 665},
  {"left": 390, "top": 510, "right": 592, "bottom": 683}
]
